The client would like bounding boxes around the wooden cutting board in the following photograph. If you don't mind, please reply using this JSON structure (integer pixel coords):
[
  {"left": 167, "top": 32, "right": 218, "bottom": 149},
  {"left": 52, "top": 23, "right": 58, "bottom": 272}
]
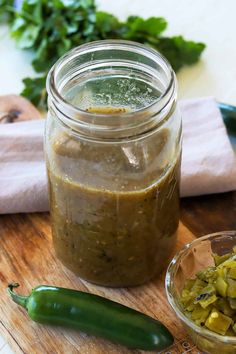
[{"left": 0, "top": 213, "right": 200, "bottom": 354}]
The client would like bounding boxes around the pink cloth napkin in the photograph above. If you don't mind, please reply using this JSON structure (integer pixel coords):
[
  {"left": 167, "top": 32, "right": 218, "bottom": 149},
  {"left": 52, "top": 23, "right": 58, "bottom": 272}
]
[
  {"left": 0, "top": 119, "right": 47, "bottom": 213},
  {"left": 0, "top": 97, "right": 236, "bottom": 214},
  {"left": 180, "top": 98, "right": 236, "bottom": 196}
]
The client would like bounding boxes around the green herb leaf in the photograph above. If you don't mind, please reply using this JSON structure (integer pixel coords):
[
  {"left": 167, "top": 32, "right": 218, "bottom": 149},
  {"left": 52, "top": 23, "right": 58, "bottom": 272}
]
[
  {"left": 12, "top": 24, "right": 40, "bottom": 49},
  {"left": 21, "top": 76, "right": 47, "bottom": 110},
  {"left": 157, "top": 36, "right": 206, "bottom": 71},
  {"left": 95, "top": 12, "right": 121, "bottom": 37},
  {"left": 124, "top": 16, "right": 167, "bottom": 38},
  {"left": 0, "top": 0, "right": 15, "bottom": 23}
]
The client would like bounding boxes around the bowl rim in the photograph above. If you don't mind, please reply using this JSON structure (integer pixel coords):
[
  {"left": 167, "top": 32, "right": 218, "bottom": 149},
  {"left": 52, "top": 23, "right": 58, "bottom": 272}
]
[{"left": 165, "top": 230, "right": 236, "bottom": 344}]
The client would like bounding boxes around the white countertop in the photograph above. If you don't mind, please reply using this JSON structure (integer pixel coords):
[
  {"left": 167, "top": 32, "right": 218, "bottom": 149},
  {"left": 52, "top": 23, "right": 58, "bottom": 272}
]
[{"left": 0, "top": 1, "right": 236, "bottom": 352}]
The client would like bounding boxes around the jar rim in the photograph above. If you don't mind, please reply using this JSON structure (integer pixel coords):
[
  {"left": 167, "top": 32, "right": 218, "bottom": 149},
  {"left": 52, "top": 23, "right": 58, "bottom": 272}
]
[
  {"left": 46, "top": 40, "right": 177, "bottom": 140},
  {"left": 47, "top": 40, "right": 175, "bottom": 119}
]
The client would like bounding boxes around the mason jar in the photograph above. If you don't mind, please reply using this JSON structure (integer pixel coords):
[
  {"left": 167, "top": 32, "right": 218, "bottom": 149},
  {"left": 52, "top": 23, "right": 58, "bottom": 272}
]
[{"left": 45, "top": 40, "right": 181, "bottom": 287}]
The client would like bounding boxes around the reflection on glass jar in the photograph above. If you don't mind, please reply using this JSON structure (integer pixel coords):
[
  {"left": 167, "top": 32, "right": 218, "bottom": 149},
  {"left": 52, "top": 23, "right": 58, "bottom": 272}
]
[{"left": 45, "top": 40, "right": 182, "bottom": 287}]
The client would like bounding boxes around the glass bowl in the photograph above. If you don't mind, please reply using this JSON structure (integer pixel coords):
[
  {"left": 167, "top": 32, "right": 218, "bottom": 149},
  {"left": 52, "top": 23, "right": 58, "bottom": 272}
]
[{"left": 165, "top": 231, "right": 236, "bottom": 354}]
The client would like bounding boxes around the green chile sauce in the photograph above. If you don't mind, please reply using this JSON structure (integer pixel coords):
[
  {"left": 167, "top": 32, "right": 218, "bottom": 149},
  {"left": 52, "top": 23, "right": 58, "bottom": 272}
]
[{"left": 47, "top": 112, "right": 180, "bottom": 286}]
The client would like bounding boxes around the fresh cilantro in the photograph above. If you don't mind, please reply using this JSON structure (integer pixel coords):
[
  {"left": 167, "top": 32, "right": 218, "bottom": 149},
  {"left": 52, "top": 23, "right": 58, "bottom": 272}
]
[
  {"left": 21, "top": 76, "right": 47, "bottom": 110},
  {"left": 0, "top": 0, "right": 15, "bottom": 22},
  {"left": 0, "top": 0, "right": 206, "bottom": 109}
]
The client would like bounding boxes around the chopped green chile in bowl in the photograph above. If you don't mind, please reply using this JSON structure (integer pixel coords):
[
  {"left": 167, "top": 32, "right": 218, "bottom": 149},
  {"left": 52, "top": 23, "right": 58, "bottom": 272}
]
[{"left": 165, "top": 231, "right": 236, "bottom": 354}]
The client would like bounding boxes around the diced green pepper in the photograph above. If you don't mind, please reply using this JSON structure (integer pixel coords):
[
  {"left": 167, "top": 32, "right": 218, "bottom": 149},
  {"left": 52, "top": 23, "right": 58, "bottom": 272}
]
[
  {"left": 185, "top": 303, "right": 196, "bottom": 312},
  {"left": 216, "top": 298, "right": 234, "bottom": 317},
  {"left": 214, "top": 253, "right": 232, "bottom": 266},
  {"left": 233, "top": 322, "right": 236, "bottom": 333},
  {"left": 195, "top": 285, "right": 217, "bottom": 309},
  {"left": 180, "top": 289, "right": 193, "bottom": 308},
  {"left": 228, "top": 267, "right": 236, "bottom": 280},
  {"left": 205, "top": 308, "right": 232, "bottom": 335},
  {"left": 184, "top": 279, "right": 196, "bottom": 290},
  {"left": 197, "top": 267, "right": 217, "bottom": 283},
  {"left": 217, "top": 266, "right": 228, "bottom": 280},
  {"left": 220, "top": 258, "right": 236, "bottom": 269},
  {"left": 180, "top": 246, "right": 236, "bottom": 337},
  {"left": 191, "top": 304, "right": 212, "bottom": 325},
  {"left": 215, "top": 277, "right": 228, "bottom": 297},
  {"left": 227, "top": 279, "right": 236, "bottom": 298},
  {"left": 181, "top": 279, "right": 206, "bottom": 309},
  {"left": 191, "top": 279, "right": 207, "bottom": 293},
  {"left": 226, "top": 327, "right": 236, "bottom": 336},
  {"left": 228, "top": 297, "right": 236, "bottom": 310}
]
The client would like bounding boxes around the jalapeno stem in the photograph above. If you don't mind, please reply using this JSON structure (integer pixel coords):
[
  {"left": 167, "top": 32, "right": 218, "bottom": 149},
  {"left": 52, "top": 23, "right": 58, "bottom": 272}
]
[{"left": 7, "top": 283, "right": 28, "bottom": 309}]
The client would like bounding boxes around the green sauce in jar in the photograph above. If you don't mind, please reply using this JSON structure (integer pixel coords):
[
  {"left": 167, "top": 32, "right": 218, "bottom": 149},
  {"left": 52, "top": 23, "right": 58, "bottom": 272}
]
[
  {"left": 47, "top": 111, "right": 180, "bottom": 286},
  {"left": 46, "top": 41, "right": 181, "bottom": 286}
]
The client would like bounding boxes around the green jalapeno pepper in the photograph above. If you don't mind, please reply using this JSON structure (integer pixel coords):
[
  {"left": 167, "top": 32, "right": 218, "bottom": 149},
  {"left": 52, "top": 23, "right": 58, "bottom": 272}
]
[
  {"left": 7, "top": 283, "right": 173, "bottom": 351},
  {"left": 218, "top": 102, "right": 236, "bottom": 134}
]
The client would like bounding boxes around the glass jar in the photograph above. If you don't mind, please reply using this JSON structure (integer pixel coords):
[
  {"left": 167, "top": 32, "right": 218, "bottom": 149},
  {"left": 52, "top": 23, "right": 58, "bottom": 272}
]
[{"left": 45, "top": 40, "right": 181, "bottom": 287}]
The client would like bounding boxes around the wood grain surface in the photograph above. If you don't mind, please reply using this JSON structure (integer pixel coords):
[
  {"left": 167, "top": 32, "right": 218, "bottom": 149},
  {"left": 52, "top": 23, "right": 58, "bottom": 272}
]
[
  {"left": 0, "top": 213, "right": 199, "bottom": 354},
  {"left": 181, "top": 191, "right": 236, "bottom": 236}
]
